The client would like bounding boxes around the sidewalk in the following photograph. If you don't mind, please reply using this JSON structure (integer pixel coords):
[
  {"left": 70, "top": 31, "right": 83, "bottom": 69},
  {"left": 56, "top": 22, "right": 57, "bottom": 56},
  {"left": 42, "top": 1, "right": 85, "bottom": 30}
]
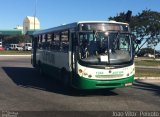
[
  {"left": 135, "top": 65, "right": 160, "bottom": 79},
  {"left": 135, "top": 77, "right": 160, "bottom": 80},
  {"left": 136, "top": 65, "right": 160, "bottom": 69},
  {"left": 0, "top": 55, "right": 31, "bottom": 57}
]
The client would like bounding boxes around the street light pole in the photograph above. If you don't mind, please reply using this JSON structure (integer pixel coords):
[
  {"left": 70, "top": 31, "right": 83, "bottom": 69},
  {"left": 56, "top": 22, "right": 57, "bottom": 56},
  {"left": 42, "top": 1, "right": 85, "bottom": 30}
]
[
  {"left": 154, "top": 45, "right": 156, "bottom": 59},
  {"left": 34, "top": 0, "right": 37, "bottom": 31}
]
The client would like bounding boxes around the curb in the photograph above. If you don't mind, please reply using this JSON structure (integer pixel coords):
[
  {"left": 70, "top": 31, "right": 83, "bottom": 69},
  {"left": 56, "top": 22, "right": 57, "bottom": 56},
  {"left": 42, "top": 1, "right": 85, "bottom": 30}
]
[
  {"left": 135, "top": 77, "right": 160, "bottom": 80},
  {"left": 136, "top": 66, "right": 160, "bottom": 69},
  {"left": 0, "top": 55, "right": 31, "bottom": 57}
]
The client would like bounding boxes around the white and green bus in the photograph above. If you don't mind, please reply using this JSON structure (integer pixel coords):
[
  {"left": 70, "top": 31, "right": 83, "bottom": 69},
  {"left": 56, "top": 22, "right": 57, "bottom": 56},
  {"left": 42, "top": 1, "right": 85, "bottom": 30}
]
[{"left": 32, "top": 21, "right": 135, "bottom": 89}]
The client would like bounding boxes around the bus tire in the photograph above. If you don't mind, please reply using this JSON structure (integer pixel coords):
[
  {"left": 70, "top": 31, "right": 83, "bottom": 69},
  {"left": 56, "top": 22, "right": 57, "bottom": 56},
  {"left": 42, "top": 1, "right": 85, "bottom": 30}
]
[
  {"left": 60, "top": 69, "right": 70, "bottom": 89},
  {"left": 38, "top": 62, "right": 44, "bottom": 76}
]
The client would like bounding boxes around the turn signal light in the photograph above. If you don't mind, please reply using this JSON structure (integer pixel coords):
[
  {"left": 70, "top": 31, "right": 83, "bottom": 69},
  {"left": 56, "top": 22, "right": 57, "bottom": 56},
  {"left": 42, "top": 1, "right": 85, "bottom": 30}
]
[{"left": 79, "top": 69, "right": 83, "bottom": 73}]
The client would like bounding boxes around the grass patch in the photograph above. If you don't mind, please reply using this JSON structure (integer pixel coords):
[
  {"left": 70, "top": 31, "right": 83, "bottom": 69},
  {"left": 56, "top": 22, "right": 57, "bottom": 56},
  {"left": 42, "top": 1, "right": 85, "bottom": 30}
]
[
  {"left": 135, "top": 68, "right": 160, "bottom": 77},
  {"left": 135, "top": 60, "right": 160, "bottom": 66},
  {"left": 0, "top": 50, "right": 31, "bottom": 55}
]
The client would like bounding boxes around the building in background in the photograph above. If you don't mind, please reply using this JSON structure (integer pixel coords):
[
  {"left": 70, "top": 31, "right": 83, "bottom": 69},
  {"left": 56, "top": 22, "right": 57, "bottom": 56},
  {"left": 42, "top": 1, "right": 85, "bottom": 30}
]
[
  {"left": 14, "top": 25, "right": 23, "bottom": 30},
  {"left": 0, "top": 16, "right": 40, "bottom": 36},
  {"left": 23, "top": 16, "right": 40, "bottom": 34},
  {"left": 0, "top": 16, "right": 40, "bottom": 47}
]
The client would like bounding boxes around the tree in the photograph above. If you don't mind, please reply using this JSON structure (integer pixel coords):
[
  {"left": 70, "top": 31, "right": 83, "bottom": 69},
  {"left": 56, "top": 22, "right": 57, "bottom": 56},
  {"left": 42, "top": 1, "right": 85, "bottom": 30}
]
[
  {"left": 24, "top": 35, "right": 32, "bottom": 43},
  {"left": 138, "top": 48, "right": 154, "bottom": 56},
  {"left": 109, "top": 9, "right": 160, "bottom": 55},
  {"left": 109, "top": 12, "right": 127, "bottom": 22},
  {"left": 3, "top": 35, "right": 26, "bottom": 45}
]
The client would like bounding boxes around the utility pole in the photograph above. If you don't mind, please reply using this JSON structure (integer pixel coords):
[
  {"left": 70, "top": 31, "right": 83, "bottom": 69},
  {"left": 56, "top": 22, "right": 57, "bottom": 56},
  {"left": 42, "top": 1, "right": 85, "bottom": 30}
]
[
  {"left": 0, "top": 33, "right": 3, "bottom": 47},
  {"left": 154, "top": 43, "right": 157, "bottom": 59},
  {"left": 34, "top": 0, "right": 37, "bottom": 31}
]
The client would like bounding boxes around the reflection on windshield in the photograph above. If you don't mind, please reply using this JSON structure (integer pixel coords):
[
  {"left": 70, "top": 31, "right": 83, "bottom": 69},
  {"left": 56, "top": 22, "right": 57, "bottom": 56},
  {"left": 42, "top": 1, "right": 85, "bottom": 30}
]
[{"left": 79, "top": 32, "right": 132, "bottom": 65}]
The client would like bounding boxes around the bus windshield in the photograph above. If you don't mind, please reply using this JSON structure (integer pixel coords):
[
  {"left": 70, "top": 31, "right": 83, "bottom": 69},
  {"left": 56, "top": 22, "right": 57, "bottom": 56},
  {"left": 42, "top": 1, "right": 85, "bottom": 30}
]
[{"left": 78, "top": 31, "right": 132, "bottom": 65}]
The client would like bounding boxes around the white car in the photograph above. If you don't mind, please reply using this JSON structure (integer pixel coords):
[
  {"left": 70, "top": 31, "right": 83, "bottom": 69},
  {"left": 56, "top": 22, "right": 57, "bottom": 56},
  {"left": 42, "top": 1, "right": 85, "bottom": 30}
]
[
  {"left": 16, "top": 45, "right": 23, "bottom": 51},
  {"left": 24, "top": 43, "right": 32, "bottom": 51},
  {"left": 9, "top": 44, "right": 18, "bottom": 50},
  {"left": 0, "top": 42, "right": 2, "bottom": 48}
]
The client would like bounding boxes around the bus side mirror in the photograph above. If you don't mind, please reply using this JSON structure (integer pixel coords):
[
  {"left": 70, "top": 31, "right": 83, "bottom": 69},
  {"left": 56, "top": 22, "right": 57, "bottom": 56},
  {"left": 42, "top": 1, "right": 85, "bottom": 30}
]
[
  {"left": 131, "top": 34, "right": 141, "bottom": 44},
  {"left": 135, "top": 39, "right": 141, "bottom": 45}
]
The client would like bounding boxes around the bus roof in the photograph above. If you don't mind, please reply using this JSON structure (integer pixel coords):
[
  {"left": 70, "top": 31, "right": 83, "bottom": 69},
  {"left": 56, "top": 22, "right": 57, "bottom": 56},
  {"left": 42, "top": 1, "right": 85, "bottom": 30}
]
[
  {"left": 77, "top": 21, "right": 128, "bottom": 25},
  {"left": 33, "top": 21, "right": 129, "bottom": 36}
]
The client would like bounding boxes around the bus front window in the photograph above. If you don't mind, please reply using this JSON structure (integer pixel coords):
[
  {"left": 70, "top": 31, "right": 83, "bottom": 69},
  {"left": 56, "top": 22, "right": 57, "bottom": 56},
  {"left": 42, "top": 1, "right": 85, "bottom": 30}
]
[{"left": 78, "top": 32, "right": 132, "bottom": 65}]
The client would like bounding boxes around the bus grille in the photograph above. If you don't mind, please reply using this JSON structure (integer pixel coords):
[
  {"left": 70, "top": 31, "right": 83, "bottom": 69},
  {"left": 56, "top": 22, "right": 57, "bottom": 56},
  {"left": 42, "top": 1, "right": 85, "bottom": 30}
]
[{"left": 95, "top": 74, "right": 123, "bottom": 78}]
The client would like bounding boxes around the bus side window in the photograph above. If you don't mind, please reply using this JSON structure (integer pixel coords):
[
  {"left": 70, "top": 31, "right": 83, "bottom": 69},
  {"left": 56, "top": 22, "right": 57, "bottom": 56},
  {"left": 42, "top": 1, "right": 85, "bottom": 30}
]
[
  {"left": 38, "top": 35, "right": 42, "bottom": 49},
  {"left": 42, "top": 34, "right": 46, "bottom": 49},
  {"left": 54, "top": 33, "right": 60, "bottom": 51},
  {"left": 47, "top": 33, "right": 52, "bottom": 50},
  {"left": 61, "top": 31, "right": 69, "bottom": 52},
  {"left": 50, "top": 33, "right": 54, "bottom": 50}
]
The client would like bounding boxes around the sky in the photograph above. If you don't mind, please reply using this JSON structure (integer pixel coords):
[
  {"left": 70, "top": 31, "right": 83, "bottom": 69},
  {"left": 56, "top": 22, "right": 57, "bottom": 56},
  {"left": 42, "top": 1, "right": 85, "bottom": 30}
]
[{"left": 0, "top": 0, "right": 160, "bottom": 49}]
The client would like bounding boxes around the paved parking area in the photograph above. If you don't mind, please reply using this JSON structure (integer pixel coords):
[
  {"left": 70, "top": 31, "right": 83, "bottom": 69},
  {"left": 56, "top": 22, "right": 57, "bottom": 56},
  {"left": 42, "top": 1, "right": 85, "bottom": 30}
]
[{"left": 0, "top": 56, "right": 159, "bottom": 116}]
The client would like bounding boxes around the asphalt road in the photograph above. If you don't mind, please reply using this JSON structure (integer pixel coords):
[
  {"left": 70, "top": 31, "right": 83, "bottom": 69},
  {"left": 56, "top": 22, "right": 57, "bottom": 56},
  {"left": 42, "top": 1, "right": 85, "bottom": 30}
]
[{"left": 0, "top": 56, "right": 160, "bottom": 117}]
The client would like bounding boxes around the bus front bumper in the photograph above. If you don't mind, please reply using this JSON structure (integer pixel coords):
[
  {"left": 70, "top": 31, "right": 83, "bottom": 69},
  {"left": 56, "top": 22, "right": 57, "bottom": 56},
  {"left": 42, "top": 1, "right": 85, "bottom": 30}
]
[{"left": 72, "top": 75, "right": 134, "bottom": 90}]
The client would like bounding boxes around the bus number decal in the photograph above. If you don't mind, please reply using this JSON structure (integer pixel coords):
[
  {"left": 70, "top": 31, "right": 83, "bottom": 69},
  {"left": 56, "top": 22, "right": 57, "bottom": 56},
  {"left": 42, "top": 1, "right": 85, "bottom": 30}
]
[
  {"left": 96, "top": 72, "right": 104, "bottom": 75},
  {"left": 112, "top": 71, "right": 124, "bottom": 75}
]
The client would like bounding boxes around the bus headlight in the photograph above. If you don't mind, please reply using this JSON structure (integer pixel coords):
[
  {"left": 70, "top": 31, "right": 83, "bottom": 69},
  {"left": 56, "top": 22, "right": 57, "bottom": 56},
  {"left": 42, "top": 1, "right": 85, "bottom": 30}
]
[{"left": 79, "top": 69, "right": 83, "bottom": 74}]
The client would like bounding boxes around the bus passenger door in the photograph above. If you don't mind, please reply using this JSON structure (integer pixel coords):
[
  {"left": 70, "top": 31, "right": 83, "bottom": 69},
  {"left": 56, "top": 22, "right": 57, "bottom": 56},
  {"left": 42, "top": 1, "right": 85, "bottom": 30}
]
[{"left": 71, "top": 33, "right": 78, "bottom": 78}]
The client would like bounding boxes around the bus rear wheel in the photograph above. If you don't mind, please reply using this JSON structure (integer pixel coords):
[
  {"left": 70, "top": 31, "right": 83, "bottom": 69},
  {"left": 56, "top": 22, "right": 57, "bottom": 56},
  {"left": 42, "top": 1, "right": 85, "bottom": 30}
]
[
  {"left": 38, "top": 62, "right": 44, "bottom": 76},
  {"left": 60, "top": 69, "right": 71, "bottom": 89}
]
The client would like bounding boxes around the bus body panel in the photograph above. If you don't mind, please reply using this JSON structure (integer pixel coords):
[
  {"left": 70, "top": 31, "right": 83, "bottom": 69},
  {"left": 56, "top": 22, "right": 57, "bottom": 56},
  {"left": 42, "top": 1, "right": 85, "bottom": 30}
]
[
  {"left": 36, "top": 49, "right": 70, "bottom": 71},
  {"left": 72, "top": 75, "right": 134, "bottom": 89},
  {"left": 77, "top": 63, "right": 135, "bottom": 80},
  {"left": 71, "top": 63, "right": 134, "bottom": 89}
]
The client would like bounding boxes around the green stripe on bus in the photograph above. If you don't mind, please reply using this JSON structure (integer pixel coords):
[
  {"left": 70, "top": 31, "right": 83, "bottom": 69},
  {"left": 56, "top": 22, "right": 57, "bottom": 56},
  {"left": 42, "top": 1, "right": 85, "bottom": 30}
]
[{"left": 72, "top": 75, "right": 134, "bottom": 89}]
